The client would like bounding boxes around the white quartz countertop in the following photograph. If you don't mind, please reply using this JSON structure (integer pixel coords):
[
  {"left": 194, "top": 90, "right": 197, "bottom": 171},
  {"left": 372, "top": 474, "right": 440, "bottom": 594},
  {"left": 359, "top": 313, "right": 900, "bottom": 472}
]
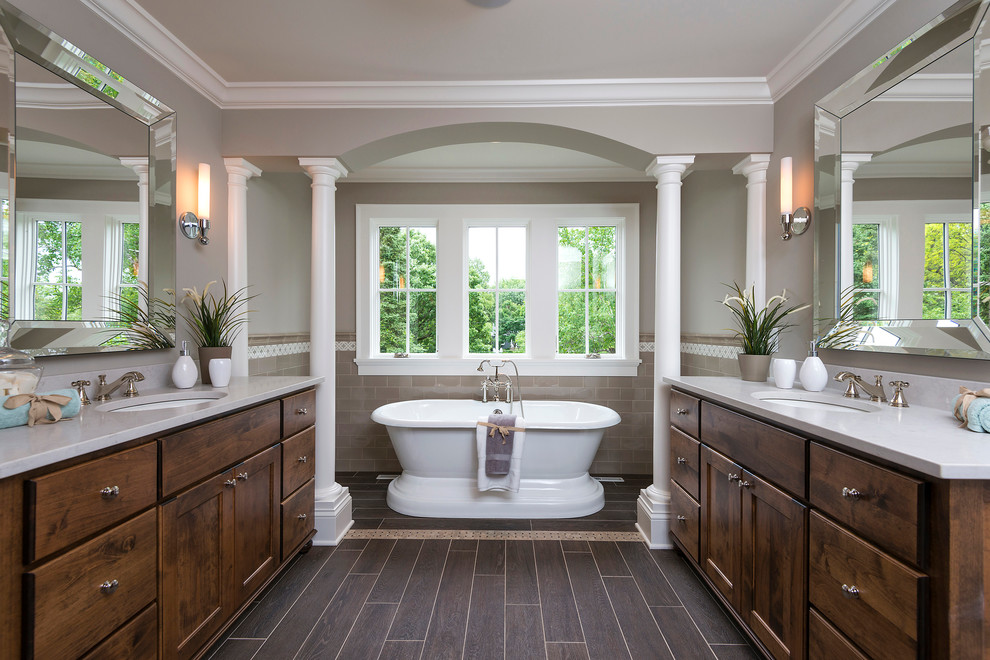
[
  {"left": 666, "top": 376, "right": 990, "bottom": 480},
  {"left": 0, "top": 376, "right": 323, "bottom": 480}
]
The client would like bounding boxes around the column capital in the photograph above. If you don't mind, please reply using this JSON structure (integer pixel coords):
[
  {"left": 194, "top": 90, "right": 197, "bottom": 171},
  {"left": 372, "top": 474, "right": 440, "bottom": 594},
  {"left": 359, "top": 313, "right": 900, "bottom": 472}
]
[
  {"left": 840, "top": 152, "right": 873, "bottom": 178},
  {"left": 731, "top": 153, "right": 771, "bottom": 180},
  {"left": 224, "top": 157, "right": 262, "bottom": 182},
  {"left": 299, "top": 157, "right": 349, "bottom": 181},
  {"left": 119, "top": 156, "right": 149, "bottom": 178},
  {"left": 645, "top": 155, "right": 695, "bottom": 182}
]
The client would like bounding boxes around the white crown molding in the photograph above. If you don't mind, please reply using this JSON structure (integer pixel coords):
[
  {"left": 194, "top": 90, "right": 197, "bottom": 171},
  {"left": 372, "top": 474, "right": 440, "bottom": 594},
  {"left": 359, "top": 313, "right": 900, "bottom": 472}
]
[
  {"left": 869, "top": 73, "right": 972, "bottom": 101},
  {"left": 80, "top": 0, "right": 892, "bottom": 110},
  {"left": 345, "top": 165, "right": 653, "bottom": 183},
  {"left": 854, "top": 161, "right": 971, "bottom": 178},
  {"left": 17, "top": 162, "right": 137, "bottom": 180},
  {"left": 767, "top": 0, "right": 897, "bottom": 101},
  {"left": 221, "top": 78, "right": 772, "bottom": 109},
  {"left": 16, "top": 82, "right": 109, "bottom": 110},
  {"left": 79, "top": 0, "right": 227, "bottom": 107}
]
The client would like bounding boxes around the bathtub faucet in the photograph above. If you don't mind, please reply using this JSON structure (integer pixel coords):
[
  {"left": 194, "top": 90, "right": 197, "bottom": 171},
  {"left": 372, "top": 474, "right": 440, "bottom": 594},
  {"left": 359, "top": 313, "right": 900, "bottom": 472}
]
[{"left": 477, "top": 359, "right": 512, "bottom": 404}]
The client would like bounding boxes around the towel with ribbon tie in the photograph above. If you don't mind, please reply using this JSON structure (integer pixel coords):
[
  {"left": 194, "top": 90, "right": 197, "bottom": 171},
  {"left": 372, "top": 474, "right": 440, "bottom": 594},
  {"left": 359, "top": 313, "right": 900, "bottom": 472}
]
[
  {"left": 952, "top": 386, "right": 990, "bottom": 432},
  {"left": 0, "top": 389, "right": 81, "bottom": 429},
  {"left": 476, "top": 414, "right": 526, "bottom": 492}
]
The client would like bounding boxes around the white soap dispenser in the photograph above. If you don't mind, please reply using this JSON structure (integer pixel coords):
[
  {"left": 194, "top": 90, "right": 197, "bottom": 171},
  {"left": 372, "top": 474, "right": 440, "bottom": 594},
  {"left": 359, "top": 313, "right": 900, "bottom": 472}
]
[
  {"left": 172, "top": 340, "right": 198, "bottom": 389},
  {"left": 799, "top": 339, "right": 828, "bottom": 392}
]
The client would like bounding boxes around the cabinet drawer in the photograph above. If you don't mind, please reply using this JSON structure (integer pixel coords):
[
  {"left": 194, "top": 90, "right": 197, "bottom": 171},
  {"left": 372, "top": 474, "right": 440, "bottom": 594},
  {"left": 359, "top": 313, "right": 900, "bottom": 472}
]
[
  {"left": 670, "top": 427, "right": 700, "bottom": 500},
  {"left": 282, "top": 477, "right": 315, "bottom": 559},
  {"left": 810, "top": 442, "right": 925, "bottom": 565},
  {"left": 26, "top": 442, "right": 157, "bottom": 562},
  {"left": 161, "top": 401, "right": 281, "bottom": 496},
  {"left": 80, "top": 603, "right": 158, "bottom": 660},
  {"left": 25, "top": 509, "right": 157, "bottom": 660},
  {"left": 282, "top": 426, "right": 316, "bottom": 498},
  {"left": 808, "top": 608, "right": 868, "bottom": 660},
  {"left": 701, "top": 403, "right": 806, "bottom": 497},
  {"left": 808, "top": 512, "right": 926, "bottom": 660},
  {"left": 283, "top": 389, "right": 316, "bottom": 438},
  {"left": 670, "top": 390, "right": 700, "bottom": 437},
  {"left": 669, "top": 480, "right": 699, "bottom": 563}
]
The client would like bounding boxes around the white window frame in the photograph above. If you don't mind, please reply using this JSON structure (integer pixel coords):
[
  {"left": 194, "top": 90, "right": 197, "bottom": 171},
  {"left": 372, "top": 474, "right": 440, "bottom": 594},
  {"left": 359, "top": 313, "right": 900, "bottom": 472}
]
[
  {"left": 923, "top": 214, "right": 971, "bottom": 319},
  {"left": 356, "top": 203, "right": 639, "bottom": 376}
]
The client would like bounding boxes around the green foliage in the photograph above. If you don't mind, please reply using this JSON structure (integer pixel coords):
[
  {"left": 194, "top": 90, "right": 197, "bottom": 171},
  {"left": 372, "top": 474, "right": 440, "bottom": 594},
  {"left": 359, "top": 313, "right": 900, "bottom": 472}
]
[
  {"left": 851, "top": 224, "right": 879, "bottom": 320},
  {"left": 721, "top": 282, "right": 808, "bottom": 355},
  {"left": 103, "top": 282, "right": 175, "bottom": 349},
  {"left": 179, "top": 280, "right": 252, "bottom": 348},
  {"left": 923, "top": 222, "right": 972, "bottom": 319},
  {"left": 556, "top": 227, "right": 616, "bottom": 354},
  {"left": 819, "top": 286, "right": 869, "bottom": 350},
  {"left": 34, "top": 221, "right": 82, "bottom": 321},
  {"left": 378, "top": 227, "right": 437, "bottom": 353}
]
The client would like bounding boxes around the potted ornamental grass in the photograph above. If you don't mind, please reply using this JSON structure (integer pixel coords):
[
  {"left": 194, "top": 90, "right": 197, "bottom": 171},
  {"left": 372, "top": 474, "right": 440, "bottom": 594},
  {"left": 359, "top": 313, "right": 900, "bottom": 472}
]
[
  {"left": 180, "top": 280, "right": 252, "bottom": 384},
  {"left": 721, "top": 282, "right": 808, "bottom": 381}
]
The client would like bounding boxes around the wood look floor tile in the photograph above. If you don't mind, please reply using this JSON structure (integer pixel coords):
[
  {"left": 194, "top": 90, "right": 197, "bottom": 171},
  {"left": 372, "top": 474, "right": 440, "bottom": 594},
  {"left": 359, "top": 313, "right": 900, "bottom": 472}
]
[
  {"left": 650, "top": 606, "right": 719, "bottom": 660},
  {"left": 379, "top": 640, "right": 425, "bottom": 659},
  {"left": 336, "top": 602, "right": 397, "bottom": 659},
  {"left": 350, "top": 538, "right": 396, "bottom": 574},
  {"left": 534, "top": 541, "right": 584, "bottom": 643},
  {"left": 590, "top": 541, "right": 631, "bottom": 577},
  {"left": 475, "top": 540, "right": 505, "bottom": 575},
  {"left": 505, "top": 604, "right": 545, "bottom": 659},
  {"left": 293, "top": 574, "right": 378, "bottom": 660},
  {"left": 505, "top": 540, "right": 540, "bottom": 605},
  {"left": 463, "top": 574, "right": 504, "bottom": 660},
  {"left": 616, "top": 542, "right": 679, "bottom": 607},
  {"left": 388, "top": 540, "right": 451, "bottom": 641},
  {"left": 368, "top": 539, "right": 423, "bottom": 604},
  {"left": 604, "top": 577, "right": 675, "bottom": 660},
  {"left": 564, "top": 551, "right": 631, "bottom": 658},
  {"left": 421, "top": 550, "right": 476, "bottom": 659},
  {"left": 546, "top": 642, "right": 591, "bottom": 659}
]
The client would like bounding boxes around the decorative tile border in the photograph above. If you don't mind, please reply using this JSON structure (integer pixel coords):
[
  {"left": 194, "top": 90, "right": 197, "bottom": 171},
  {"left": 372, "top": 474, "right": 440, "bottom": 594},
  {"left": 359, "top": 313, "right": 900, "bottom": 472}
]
[
  {"left": 336, "top": 341, "right": 357, "bottom": 351},
  {"left": 247, "top": 341, "right": 311, "bottom": 359},
  {"left": 344, "top": 529, "right": 645, "bottom": 542},
  {"left": 680, "top": 342, "right": 743, "bottom": 359}
]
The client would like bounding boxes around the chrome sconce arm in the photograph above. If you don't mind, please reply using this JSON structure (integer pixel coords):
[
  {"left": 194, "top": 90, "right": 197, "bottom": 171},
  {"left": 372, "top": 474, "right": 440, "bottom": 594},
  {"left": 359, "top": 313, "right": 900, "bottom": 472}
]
[
  {"left": 179, "top": 211, "right": 210, "bottom": 245},
  {"left": 780, "top": 206, "right": 811, "bottom": 240}
]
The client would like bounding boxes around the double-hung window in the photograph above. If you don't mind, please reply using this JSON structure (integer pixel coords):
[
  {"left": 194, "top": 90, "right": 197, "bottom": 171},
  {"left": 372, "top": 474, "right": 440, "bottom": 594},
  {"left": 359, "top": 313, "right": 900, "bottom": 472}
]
[
  {"left": 356, "top": 204, "right": 639, "bottom": 376},
  {"left": 923, "top": 220, "right": 972, "bottom": 319}
]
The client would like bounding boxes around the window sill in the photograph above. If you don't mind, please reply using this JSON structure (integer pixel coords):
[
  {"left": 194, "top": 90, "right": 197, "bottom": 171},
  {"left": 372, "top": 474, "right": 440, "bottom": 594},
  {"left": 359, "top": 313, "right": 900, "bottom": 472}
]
[{"left": 354, "top": 357, "right": 642, "bottom": 377}]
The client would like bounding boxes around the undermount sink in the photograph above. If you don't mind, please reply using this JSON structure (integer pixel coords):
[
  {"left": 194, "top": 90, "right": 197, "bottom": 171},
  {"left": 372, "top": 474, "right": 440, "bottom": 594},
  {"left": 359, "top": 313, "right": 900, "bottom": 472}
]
[
  {"left": 750, "top": 390, "right": 879, "bottom": 414},
  {"left": 96, "top": 390, "right": 227, "bottom": 413}
]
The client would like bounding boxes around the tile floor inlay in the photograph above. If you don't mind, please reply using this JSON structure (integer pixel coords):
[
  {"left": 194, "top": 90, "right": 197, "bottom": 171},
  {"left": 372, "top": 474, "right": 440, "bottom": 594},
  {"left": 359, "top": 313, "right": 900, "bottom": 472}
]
[{"left": 344, "top": 529, "right": 646, "bottom": 541}]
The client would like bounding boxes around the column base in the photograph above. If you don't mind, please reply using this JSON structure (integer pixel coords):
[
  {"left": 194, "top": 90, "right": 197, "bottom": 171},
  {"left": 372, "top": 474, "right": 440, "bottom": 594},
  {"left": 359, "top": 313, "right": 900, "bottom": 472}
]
[
  {"left": 313, "top": 483, "right": 353, "bottom": 546},
  {"left": 635, "top": 484, "right": 672, "bottom": 549}
]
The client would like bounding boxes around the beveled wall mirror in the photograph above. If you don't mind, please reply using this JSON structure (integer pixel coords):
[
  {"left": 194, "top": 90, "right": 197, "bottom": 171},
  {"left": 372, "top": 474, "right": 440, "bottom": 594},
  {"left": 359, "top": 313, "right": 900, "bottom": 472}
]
[
  {"left": 815, "top": 0, "right": 990, "bottom": 358},
  {"left": 0, "top": 0, "right": 176, "bottom": 356}
]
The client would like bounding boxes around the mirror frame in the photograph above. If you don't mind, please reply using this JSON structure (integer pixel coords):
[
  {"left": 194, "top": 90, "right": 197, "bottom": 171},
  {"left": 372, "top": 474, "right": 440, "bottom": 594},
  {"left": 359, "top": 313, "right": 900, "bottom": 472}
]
[
  {"left": 0, "top": 0, "right": 176, "bottom": 356},
  {"left": 814, "top": 0, "right": 990, "bottom": 359}
]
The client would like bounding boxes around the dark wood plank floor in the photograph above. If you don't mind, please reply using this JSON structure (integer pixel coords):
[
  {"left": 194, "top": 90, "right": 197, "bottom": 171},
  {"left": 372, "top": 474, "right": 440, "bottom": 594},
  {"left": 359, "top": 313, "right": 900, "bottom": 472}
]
[{"left": 207, "top": 474, "right": 759, "bottom": 660}]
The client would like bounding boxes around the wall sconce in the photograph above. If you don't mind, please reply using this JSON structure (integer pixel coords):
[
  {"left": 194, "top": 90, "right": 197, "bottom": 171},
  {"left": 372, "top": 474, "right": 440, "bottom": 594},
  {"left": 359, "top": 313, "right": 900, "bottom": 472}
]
[
  {"left": 862, "top": 260, "right": 874, "bottom": 284},
  {"left": 179, "top": 163, "right": 211, "bottom": 245},
  {"left": 779, "top": 156, "right": 811, "bottom": 240}
]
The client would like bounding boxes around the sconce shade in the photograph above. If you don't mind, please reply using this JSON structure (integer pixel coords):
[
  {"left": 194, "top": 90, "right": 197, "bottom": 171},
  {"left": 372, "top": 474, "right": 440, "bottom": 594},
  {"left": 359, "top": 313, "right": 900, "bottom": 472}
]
[
  {"left": 198, "top": 163, "right": 210, "bottom": 219},
  {"left": 863, "top": 260, "right": 874, "bottom": 284},
  {"left": 379, "top": 264, "right": 385, "bottom": 283},
  {"left": 780, "top": 156, "right": 793, "bottom": 215}
]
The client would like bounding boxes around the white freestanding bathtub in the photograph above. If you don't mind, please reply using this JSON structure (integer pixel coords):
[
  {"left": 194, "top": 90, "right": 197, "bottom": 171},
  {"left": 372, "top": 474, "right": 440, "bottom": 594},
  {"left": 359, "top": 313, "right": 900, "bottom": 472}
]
[{"left": 370, "top": 399, "right": 621, "bottom": 518}]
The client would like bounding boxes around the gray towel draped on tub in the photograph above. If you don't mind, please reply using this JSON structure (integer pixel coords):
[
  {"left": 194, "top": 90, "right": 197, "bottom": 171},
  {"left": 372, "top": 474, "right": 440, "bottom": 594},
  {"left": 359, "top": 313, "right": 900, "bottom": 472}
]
[{"left": 483, "top": 413, "right": 517, "bottom": 475}]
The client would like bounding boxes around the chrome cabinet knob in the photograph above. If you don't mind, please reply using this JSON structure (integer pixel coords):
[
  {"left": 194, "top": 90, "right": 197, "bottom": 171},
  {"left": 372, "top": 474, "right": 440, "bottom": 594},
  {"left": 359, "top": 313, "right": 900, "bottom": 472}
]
[
  {"left": 298, "top": 455, "right": 308, "bottom": 463},
  {"left": 297, "top": 513, "right": 308, "bottom": 520},
  {"left": 841, "top": 584, "right": 860, "bottom": 599},
  {"left": 841, "top": 487, "right": 862, "bottom": 500},
  {"left": 224, "top": 479, "right": 237, "bottom": 488},
  {"left": 236, "top": 472, "right": 249, "bottom": 481},
  {"left": 675, "top": 408, "right": 689, "bottom": 415},
  {"left": 295, "top": 408, "right": 309, "bottom": 415},
  {"left": 727, "top": 473, "right": 739, "bottom": 482},
  {"left": 100, "top": 579, "right": 119, "bottom": 594},
  {"left": 676, "top": 457, "right": 687, "bottom": 465},
  {"left": 100, "top": 486, "right": 119, "bottom": 499},
  {"left": 676, "top": 515, "right": 687, "bottom": 522},
  {"left": 737, "top": 479, "right": 751, "bottom": 489}
]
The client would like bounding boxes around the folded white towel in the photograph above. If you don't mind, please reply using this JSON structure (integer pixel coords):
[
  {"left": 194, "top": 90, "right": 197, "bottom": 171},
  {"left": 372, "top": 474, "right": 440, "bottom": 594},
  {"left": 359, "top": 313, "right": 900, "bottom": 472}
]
[{"left": 476, "top": 415, "right": 526, "bottom": 492}]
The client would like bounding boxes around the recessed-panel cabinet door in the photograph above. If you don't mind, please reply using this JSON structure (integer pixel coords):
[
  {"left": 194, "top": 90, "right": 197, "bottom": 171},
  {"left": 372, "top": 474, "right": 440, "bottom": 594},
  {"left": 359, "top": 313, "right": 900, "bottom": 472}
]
[
  {"left": 701, "top": 446, "right": 743, "bottom": 610},
  {"left": 161, "top": 472, "right": 234, "bottom": 660},
  {"left": 741, "top": 469, "right": 807, "bottom": 660},
  {"left": 232, "top": 444, "right": 281, "bottom": 604}
]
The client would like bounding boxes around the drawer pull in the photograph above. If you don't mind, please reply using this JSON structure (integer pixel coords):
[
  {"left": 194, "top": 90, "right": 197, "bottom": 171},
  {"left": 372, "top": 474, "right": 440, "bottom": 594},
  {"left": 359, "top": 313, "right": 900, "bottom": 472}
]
[
  {"left": 298, "top": 455, "right": 308, "bottom": 463},
  {"left": 841, "top": 584, "right": 860, "bottom": 599},
  {"left": 737, "top": 479, "right": 751, "bottom": 489},
  {"left": 841, "top": 487, "right": 863, "bottom": 500},
  {"left": 99, "top": 579, "right": 119, "bottom": 595},
  {"left": 675, "top": 408, "right": 689, "bottom": 415},
  {"left": 727, "top": 473, "right": 739, "bottom": 482},
  {"left": 676, "top": 515, "right": 687, "bottom": 522},
  {"left": 236, "top": 472, "right": 249, "bottom": 481},
  {"left": 100, "top": 485, "right": 120, "bottom": 499},
  {"left": 295, "top": 408, "right": 309, "bottom": 415},
  {"left": 676, "top": 457, "right": 687, "bottom": 465},
  {"left": 297, "top": 513, "right": 308, "bottom": 520},
  {"left": 224, "top": 479, "right": 237, "bottom": 488}
]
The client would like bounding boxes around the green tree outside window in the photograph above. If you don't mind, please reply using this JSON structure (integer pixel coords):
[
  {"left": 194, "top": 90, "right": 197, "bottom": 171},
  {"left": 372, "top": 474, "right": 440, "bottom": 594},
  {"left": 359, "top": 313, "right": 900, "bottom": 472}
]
[
  {"left": 557, "top": 226, "right": 617, "bottom": 355},
  {"left": 378, "top": 226, "right": 436, "bottom": 354}
]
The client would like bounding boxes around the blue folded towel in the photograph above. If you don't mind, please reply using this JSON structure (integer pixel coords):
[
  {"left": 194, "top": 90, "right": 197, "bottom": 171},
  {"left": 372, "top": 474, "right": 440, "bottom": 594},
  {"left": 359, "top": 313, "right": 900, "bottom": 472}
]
[{"left": 0, "top": 389, "right": 81, "bottom": 429}]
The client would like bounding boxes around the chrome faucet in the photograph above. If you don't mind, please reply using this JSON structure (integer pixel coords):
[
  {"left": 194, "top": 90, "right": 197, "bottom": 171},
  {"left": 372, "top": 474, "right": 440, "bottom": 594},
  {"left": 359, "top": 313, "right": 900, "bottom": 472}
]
[
  {"left": 477, "top": 359, "right": 512, "bottom": 403},
  {"left": 833, "top": 372, "right": 887, "bottom": 403},
  {"left": 95, "top": 371, "right": 145, "bottom": 401}
]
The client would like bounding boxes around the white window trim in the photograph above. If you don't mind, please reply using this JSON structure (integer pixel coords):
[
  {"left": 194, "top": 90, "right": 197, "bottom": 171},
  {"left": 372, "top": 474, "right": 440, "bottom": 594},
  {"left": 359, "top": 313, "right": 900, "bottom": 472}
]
[{"left": 356, "top": 203, "right": 640, "bottom": 376}]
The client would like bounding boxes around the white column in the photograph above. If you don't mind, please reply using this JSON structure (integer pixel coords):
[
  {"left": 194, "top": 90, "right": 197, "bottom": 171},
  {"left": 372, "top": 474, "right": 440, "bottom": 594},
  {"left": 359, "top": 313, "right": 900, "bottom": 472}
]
[
  {"left": 732, "top": 154, "right": 771, "bottom": 305},
  {"left": 639, "top": 155, "right": 694, "bottom": 549},
  {"left": 119, "top": 157, "right": 149, "bottom": 285},
  {"left": 224, "top": 158, "right": 262, "bottom": 378},
  {"left": 839, "top": 154, "right": 872, "bottom": 296},
  {"left": 298, "top": 157, "right": 352, "bottom": 545}
]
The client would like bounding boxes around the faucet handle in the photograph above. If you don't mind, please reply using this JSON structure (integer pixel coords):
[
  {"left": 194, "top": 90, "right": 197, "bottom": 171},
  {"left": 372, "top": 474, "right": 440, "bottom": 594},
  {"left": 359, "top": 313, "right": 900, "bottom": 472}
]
[
  {"left": 889, "top": 381, "right": 909, "bottom": 408},
  {"left": 71, "top": 380, "right": 91, "bottom": 406}
]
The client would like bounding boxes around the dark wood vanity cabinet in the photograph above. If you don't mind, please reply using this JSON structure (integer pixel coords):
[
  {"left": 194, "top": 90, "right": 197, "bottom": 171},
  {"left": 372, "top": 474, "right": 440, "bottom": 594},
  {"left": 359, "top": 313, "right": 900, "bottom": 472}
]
[
  {"left": 0, "top": 386, "right": 318, "bottom": 660},
  {"left": 672, "top": 388, "right": 989, "bottom": 660}
]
